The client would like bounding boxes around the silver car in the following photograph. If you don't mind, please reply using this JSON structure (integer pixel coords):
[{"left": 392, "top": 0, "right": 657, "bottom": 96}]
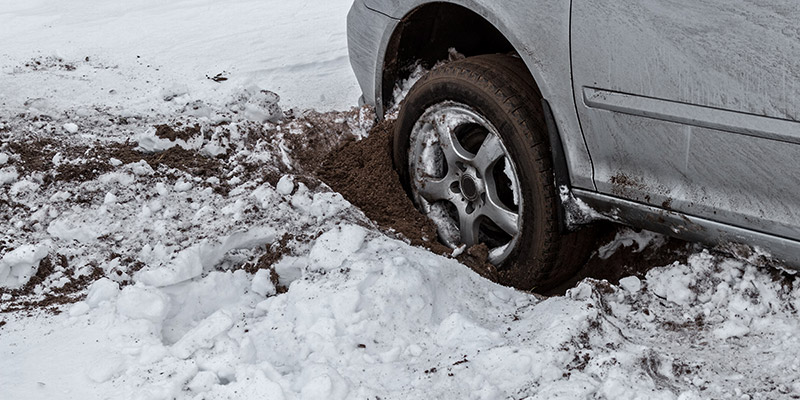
[{"left": 347, "top": 0, "right": 800, "bottom": 290}]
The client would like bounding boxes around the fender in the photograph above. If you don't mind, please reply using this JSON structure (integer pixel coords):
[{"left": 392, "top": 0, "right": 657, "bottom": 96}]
[{"left": 368, "top": 0, "right": 597, "bottom": 192}]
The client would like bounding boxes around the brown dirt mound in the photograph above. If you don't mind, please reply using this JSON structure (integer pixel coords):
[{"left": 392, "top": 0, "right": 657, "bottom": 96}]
[{"left": 318, "top": 119, "right": 447, "bottom": 252}]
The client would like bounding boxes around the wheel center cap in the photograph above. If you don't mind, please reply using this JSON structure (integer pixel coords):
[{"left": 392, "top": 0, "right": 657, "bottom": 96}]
[{"left": 460, "top": 175, "right": 480, "bottom": 201}]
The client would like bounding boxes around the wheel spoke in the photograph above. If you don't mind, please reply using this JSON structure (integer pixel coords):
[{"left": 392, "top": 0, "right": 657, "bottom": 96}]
[
  {"left": 415, "top": 173, "right": 456, "bottom": 203},
  {"left": 458, "top": 210, "right": 480, "bottom": 246},
  {"left": 481, "top": 200, "right": 519, "bottom": 236},
  {"left": 434, "top": 117, "right": 474, "bottom": 164},
  {"left": 473, "top": 134, "right": 505, "bottom": 177}
]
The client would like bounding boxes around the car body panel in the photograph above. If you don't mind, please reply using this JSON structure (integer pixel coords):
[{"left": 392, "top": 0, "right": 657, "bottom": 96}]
[
  {"left": 347, "top": 0, "right": 800, "bottom": 267},
  {"left": 571, "top": 0, "right": 800, "bottom": 242}
]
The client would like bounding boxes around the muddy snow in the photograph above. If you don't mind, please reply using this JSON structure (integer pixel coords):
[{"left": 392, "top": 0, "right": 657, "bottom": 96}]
[{"left": 2, "top": 1, "right": 800, "bottom": 399}]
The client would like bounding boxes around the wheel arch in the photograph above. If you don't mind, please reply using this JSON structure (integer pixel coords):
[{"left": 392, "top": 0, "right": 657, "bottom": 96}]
[
  {"left": 377, "top": 1, "right": 573, "bottom": 192},
  {"left": 370, "top": 0, "right": 597, "bottom": 195},
  {"left": 376, "top": 2, "right": 548, "bottom": 114}
]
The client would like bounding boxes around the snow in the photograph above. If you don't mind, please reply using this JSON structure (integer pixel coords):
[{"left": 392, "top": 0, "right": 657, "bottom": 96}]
[
  {"left": 618, "top": 275, "right": 642, "bottom": 293},
  {"left": 251, "top": 269, "right": 277, "bottom": 297},
  {"left": 62, "top": 123, "right": 79, "bottom": 134},
  {"left": 598, "top": 227, "right": 667, "bottom": 259},
  {"left": 0, "top": 244, "right": 50, "bottom": 288},
  {"left": 307, "top": 224, "right": 368, "bottom": 271},
  {"left": 0, "top": 0, "right": 360, "bottom": 113},
  {"left": 276, "top": 175, "right": 295, "bottom": 195},
  {"left": 2, "top": 1, "right": 800, "bottom": 400},
  {"left": 84, "top": 278, "right": 121, "bottom": 308}
]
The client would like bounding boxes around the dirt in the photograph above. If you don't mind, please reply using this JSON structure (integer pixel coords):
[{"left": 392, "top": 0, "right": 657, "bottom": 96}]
[
  {"left": 318, "top": 119, "right": 445, "bottom": 251},
  {"left": 545, "top": 223, "right": 695, "bottom": 295},
  {"left": 0, "top": 253, "right": 104, "bottom": 315},
  {"left": 154, "top": 123, "right": 201, "bottom": 142},
  {"left": 22, "top": 56, "right": 77, "bottom": 72}
]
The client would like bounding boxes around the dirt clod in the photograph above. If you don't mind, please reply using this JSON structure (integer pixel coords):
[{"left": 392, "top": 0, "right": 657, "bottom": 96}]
[{"left": 154, "top": 123, "right": 201, "bottom": 142}]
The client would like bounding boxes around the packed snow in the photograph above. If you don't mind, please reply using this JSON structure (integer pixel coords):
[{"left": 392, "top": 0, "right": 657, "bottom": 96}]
[{"left": 2, "top": 1, "right": 800, "bottom": 400}]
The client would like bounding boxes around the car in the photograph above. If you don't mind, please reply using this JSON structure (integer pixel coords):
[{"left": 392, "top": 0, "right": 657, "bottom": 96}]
[{"left": 346, "top": 0, "right": 800, "bottom": 291}]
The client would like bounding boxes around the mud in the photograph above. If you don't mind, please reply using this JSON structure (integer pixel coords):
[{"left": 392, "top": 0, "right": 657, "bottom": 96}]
[
  {"left": 318, "top": 119, "right": 447, "bottom": 252},
  {"left": 545, "top": 223, "right": 695, "bottom": 295}
]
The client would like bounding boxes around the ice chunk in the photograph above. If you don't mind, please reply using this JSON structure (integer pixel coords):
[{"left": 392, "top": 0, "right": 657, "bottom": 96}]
[
  {"left": 252, "top": 269, "right": 277, "bottom": 297},
  {"left": 235, "top": 86, "right": 283, "bottom": 123},
  {"left": 47, "top": 219, "right": 99, "bottom": 243},
  {"left": 174, "top": 179, "right": 192, "bottom": 192},
  {"left": 138, "top": 228, "right": 276, "bottom": 287},
  {"left": 135, "top": 127, "right": 177, "bottom": 152},
  {"left": 276, "top": 175, "right": 294, "bottom": 195},
  {"left": 0, "top": 152, "right": 8, "bottom": 165},
  {"left": 567, "top": 281, "right": 594, "bottom": 300},
  {"left": 86, "top": 278, "right": 121, "bottom": 307},
  {"left": 171, "top": 310, "right": 234, "bottom": 359},
  {"left": 308, "top": 225, "right": 366, "bottom": 271},
  {"left": 62, "top": 122, "right": 79, "bottom": 133},
  {"left": 117, "top": 285, "right": 170, "bottom": 323},
  {"left": 137, "top": 243, "right": 209, "bottom": 287},
  {"left": 0, "top": 244, "right": 49, "bottom": 289},
  {"left": 713, "top": 320, "right": 751, "bottom": 340},
  {"left": 129, "top": 160, "right": 154, "bottom": 176},
  {"left": 619, "top": 276, "right": 642, "bottom": 293},
  {"left": 103, "top": 192, "right": 117, "bottom": 205},
  {"left": 647, "top": 264, "right": 696, "bottom": 306},
  {"left": 0, "top": 166, "right": 18, "bottom": 185}
]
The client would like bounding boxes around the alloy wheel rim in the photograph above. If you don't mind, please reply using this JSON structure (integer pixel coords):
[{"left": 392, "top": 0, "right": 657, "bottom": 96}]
[{"left": 408, "top": 101, "right": 523, "bottom": 264}]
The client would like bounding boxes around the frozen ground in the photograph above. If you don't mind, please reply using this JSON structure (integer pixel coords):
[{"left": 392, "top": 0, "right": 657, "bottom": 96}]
[{"left": 2, "top": 1, "right": 800, "bottom": 400}]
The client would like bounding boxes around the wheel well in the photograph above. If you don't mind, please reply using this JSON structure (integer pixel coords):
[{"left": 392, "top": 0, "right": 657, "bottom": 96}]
[{"left": 382, "top": 3, "right": 517, "bottom": 110}]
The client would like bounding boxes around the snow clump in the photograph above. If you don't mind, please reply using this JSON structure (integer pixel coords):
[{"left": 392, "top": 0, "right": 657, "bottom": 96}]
[{"left": 0, "top": 244, "right": 49, "bottom": 288}]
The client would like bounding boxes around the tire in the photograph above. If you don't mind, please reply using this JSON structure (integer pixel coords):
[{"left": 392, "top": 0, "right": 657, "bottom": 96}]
[{"left": 393, "top": 54, "right": 590, "bottom": 291}]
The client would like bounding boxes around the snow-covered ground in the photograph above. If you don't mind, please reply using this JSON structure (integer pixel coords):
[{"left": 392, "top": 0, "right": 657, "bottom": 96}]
[
  {"left": 2, "top": 1, "right": 800, "bottom": 400},
  {"left": 0, "top": 0, "right": 360, "bottom": 113}
]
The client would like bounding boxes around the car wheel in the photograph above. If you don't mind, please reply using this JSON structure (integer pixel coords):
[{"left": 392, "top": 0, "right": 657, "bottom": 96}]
[{"left": 394, "top": 54, "right": 590, "bottom": 291}]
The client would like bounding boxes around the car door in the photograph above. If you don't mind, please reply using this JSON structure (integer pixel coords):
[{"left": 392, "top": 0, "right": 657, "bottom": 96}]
[{"left": 570, "top": 0, "right": 800, "bottom": 241}]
